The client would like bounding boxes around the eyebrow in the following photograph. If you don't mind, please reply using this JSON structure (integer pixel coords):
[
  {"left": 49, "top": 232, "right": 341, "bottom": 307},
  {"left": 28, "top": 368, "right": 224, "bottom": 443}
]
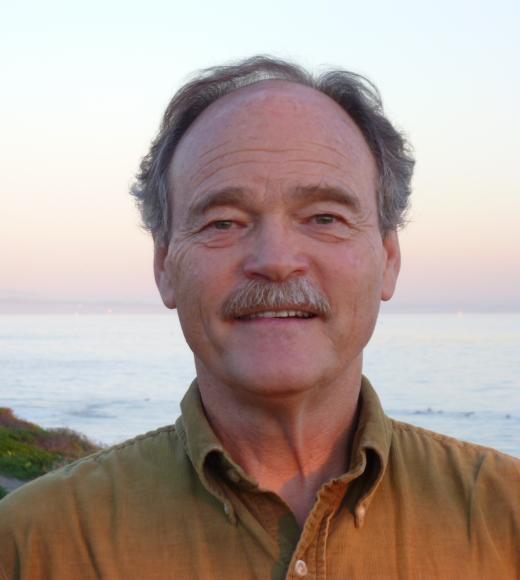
[
  {"left": 186, "top": 187, "right": 251, "bottom": 221},
  {"left": 292, "top": 184, "right": 362, "bottom": 214},
  {"left": 186, "top": 183, "right": 362, "bottom": 221}
]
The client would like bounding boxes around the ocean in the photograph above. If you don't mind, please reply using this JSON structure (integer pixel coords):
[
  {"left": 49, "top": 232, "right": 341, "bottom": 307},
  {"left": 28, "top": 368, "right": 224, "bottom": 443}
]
[{"left": 1, "top": 312, "right": 518, "bottom": 457}]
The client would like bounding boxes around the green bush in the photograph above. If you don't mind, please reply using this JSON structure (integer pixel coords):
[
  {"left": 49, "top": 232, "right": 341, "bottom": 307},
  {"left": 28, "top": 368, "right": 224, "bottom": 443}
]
[
  {"left": 0, "top": 408, "right": 101, "bottom": 482},
  {"left": 0, "top": 428, "right": 61, "bottom": 479},
  {"left": 0, "top": 484, "right": 7, "bottom": 500}
]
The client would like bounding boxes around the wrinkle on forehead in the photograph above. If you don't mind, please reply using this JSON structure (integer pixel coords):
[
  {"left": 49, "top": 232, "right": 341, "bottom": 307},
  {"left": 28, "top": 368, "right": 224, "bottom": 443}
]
[
  {"left": 196, "top": 140, "right": 359, "bottom": 165},
  {"left": 168, "top": 81, "right": 378, "bottom": 223},
  {"left": 196, "top": 144, "right": 354, "bottom": 172},
  {"left": 187, "top": 155, "right": 347, "bottom": 193},
  {"left": 170, "top": 81, "right": 375, "bottom": 176}
]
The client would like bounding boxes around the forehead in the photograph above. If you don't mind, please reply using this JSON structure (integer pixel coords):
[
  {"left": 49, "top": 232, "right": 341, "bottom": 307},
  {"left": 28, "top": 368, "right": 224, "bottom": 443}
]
[{"left": 169, "top": 80, "right": 377, "bottom": 206}]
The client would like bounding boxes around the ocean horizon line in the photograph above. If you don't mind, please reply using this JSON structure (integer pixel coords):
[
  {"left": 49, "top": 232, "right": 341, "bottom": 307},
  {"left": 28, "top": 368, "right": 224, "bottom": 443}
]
[{"left": 0, "top": 298, "right": 519, "bottom": 315}]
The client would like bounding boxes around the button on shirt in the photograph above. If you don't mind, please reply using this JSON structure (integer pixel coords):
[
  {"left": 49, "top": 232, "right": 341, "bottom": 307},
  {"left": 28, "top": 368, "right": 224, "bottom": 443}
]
[{"left": 0, "top": 377, "right": 519, "bottom": 579}]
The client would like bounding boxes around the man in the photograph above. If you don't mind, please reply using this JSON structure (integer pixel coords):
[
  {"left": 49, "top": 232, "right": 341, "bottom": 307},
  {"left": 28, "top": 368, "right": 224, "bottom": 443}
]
[{"left": 1, "top": 56, "right": 519, "bottom": 579}]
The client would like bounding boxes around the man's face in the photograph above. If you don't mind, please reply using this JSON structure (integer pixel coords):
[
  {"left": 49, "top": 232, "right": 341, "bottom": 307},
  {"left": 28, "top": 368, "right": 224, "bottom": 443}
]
[{"left": 155, "top": 81, "right": 400, "bottom": 397}]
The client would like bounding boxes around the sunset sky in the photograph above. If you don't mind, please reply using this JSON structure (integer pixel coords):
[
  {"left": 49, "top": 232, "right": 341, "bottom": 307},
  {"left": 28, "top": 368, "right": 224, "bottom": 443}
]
[{"left": 1, "top": 0, "right": 519, "bottom": 311}]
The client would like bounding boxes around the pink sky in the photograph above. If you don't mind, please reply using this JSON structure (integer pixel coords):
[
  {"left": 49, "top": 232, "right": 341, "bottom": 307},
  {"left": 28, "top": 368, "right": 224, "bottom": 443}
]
[{"left": 1, "top": 0, "right": 519, "bottom": 312}]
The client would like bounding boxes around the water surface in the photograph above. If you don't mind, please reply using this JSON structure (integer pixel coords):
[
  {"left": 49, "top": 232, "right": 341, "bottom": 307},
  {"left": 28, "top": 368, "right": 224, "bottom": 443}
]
[{"left": 1, "top": 312, "right": 518, "bottom": 456}]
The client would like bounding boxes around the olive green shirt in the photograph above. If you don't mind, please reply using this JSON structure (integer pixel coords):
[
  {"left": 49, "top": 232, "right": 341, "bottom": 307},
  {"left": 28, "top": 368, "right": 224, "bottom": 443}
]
[{"left": 1, "top": 377, "right": 519, "bottom": 579}]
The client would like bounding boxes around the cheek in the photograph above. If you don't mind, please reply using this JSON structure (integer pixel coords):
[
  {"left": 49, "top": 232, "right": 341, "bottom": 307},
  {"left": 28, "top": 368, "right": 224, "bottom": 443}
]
[
  {"left": 348, "top": 242, "right": 385, "bottom": 290},
  {"left": 169, "top": 243, "right": 231, "bottom": 317},
  {"left": 328, "top": 249, "right": 378, "bottom": 288},
  {"left": 169, "top": 242, "right": 201, "bottom": 290},
  {"left": 324, "top": 249, "right": 384, "bottom": 322},
  {"left": 343, "top": 251, "right": 364, "bottom": 272}
]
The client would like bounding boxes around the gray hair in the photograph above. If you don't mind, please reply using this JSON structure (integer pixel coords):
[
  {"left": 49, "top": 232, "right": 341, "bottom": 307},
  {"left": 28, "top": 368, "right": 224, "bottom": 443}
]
[{"left": 131, "top": 55, "right": 415, "bottom": 245}]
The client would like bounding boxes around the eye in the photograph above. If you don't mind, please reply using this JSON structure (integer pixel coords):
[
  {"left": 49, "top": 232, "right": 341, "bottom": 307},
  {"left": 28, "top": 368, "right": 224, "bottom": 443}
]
[
  {"left": 212, "top": 220, "right": 235, "bottom": 230},
  {"left": 313, "top": 214, "right": 337, "bottom": 225}
]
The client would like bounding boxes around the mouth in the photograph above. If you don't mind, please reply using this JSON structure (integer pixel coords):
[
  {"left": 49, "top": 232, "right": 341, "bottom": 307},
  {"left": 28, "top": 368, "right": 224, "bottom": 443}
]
[
  {"left": 222, "top": 278, "right": 331, "bottom": 321},
  {"left": 236, "top": 308, "right": 317, "bottom": 321}
]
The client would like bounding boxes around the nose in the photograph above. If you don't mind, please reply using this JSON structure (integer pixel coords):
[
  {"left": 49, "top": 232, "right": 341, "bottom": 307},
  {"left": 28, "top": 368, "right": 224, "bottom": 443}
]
[{"left": 242, "top": 219, "right": 309, "bottom": 282}]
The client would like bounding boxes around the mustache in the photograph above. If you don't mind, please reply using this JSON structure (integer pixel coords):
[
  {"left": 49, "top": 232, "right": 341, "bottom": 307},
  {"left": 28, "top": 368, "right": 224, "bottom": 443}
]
[{"left": 221, "top": 278, "right": 331, "bottom": 319}]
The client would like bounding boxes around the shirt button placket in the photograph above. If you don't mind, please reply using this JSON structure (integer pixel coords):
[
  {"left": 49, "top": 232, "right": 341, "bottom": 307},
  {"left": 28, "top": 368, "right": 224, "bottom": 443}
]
[{"left": 294, "top": 559, "right": 308, "bottom": 577}]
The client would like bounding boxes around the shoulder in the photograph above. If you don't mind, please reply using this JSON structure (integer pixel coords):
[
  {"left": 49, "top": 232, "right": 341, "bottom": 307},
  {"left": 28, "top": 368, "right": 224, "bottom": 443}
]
[
  {"left": 0, "top": 424, "right": 186, "bottom": 558},
  {"left": 389, "top": 417, "right": 520, "bottom": 476},
  {"left": 387, "top": 418, "right": 520, "bottom": 536},
  {"left": 1, "top": 422, "right": 181, "bottom": 508},
  {"left": 0, "top": 424, "right": 212, "bottom": 577}
]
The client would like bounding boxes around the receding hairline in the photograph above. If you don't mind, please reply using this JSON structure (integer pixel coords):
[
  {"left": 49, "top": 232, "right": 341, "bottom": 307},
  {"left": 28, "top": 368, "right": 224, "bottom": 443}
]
[
  {"left": 173, "top": 78, "right": 365, "bottom": 149},
  {"left": 191, "top": 77, "right": 354, "bottom": 114},
  {"left": 167, "top": 78, "right": 377, "bottom": 191}
]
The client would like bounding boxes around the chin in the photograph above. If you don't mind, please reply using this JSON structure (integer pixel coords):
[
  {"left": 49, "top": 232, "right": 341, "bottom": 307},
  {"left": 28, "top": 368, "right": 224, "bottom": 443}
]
[{"left": 225, "top": 361, "right": 334, "bottom": 401}]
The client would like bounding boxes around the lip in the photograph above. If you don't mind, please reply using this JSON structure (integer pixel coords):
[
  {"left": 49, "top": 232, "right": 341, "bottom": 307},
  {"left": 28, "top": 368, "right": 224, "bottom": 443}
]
[
  {"left": 234, "top": 308, "right": 318, "bottom": 321},
  {"left": 236, "top": 317, "right": 316, "bottom": 325}
]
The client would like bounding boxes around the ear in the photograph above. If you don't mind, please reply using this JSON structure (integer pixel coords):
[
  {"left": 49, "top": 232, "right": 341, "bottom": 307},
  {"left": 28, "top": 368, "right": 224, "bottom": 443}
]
[
  {"left": 153, "top": 242, "right": 176, "bottom": 309},
  {"left": 381, "top": 230, "right": 401, "bottom": 302}
]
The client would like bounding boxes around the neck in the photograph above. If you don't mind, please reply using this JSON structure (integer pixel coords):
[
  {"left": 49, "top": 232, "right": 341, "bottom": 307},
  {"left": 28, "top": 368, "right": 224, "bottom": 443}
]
[{"left": 196, "top": 362, "right": 362, "bottom": 527}]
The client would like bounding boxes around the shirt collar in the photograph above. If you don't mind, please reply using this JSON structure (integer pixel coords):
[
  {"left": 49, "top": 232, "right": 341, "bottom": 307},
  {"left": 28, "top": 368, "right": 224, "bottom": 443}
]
[
  {"left": 346, "top": 375, "right": 393, "bottom": 527},
  {"left": 176, "top": 375, "right": 392, "bottom": 526},
  {"left": 175, "top": 381, "right": 239, "bottom": 522}
]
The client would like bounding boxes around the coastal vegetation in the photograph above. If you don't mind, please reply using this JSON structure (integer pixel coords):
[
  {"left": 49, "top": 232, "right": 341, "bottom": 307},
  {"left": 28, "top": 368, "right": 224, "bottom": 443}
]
[{"left": 0, "top": 408, "right": 101, "bottom": 493}]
